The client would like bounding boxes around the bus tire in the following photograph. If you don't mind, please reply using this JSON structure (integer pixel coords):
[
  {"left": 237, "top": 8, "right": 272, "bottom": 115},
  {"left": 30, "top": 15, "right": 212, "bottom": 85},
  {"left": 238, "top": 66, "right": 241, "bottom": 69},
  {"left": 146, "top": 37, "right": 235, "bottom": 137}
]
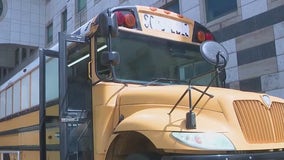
[{"left": 126, "top": 153, "right": 160, "bottom": 160}]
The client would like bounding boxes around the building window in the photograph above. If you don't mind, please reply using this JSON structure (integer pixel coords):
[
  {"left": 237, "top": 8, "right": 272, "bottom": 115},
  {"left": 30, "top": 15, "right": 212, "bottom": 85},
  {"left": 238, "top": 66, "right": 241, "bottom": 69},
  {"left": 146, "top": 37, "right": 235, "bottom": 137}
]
[
  {"left": 75, "top": 0, "right": 87, "bottom": 28},
  {"left": 162, "top": 0, "right": 180, "bottom": 13},
  {"left": 46, "top": 23, "right": 53, "bottom": 44},
  {"left": 119, "top": 0, "right": 127, "bottom": 4},
  {"left": 61, "top": 9, "right": 67, "bottom": 32},
  {"left": 0, "top": 0, "right": 3, "bottom": 16},
  {"left": 94, "top": 0, "right": 101, "bottom": 4},
  {"left": 15, "top": 48, "right": 20, "bottom": 66},
  {"left": 77, "top": 0, "right": 86, "bottom": 12},
  {"left": 0, "top": 0, "right": 7, "bottom": 21},
  {"left": 205, "top": 0, "right": 237, "bottom": 22}
]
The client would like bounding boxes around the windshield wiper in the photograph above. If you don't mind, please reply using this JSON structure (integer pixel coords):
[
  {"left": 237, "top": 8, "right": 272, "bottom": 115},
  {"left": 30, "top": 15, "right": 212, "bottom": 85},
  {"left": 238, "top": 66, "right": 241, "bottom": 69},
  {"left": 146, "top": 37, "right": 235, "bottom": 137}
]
[
  {"left": 145, "top": 78, "right": 186, "bottom": 86},
  {"left": 168, "top": 78, "right": 215, "bottom": 114}
]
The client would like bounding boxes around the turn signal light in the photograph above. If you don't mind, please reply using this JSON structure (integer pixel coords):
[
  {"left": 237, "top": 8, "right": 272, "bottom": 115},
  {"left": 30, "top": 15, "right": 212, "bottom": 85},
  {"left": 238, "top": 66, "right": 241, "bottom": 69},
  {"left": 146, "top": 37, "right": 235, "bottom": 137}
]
[
  {"left": 197, "top": 31, "right": 205, "bottom": 42},
  {"left": 197, "top": 31, "right": 214, "bottom": 42},
  {"left": 205, "top": 33, "right": 214, "bottom": 40},
  {"left": 116, "top": 11, "right": 125, "bottom": 26},
  {"left": 115, "top": 11, "right": 136, "bottom": 28},
  {"left": 124, "top": 13, "right": 136, "bottom": 28}
]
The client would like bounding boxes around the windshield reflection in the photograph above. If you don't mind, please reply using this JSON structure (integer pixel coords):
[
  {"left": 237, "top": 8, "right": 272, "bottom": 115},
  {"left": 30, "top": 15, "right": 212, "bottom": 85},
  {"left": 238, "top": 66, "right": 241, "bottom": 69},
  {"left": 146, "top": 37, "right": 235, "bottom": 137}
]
[{"left": 97, "top": 31, "right": 215, "bottom": 85}]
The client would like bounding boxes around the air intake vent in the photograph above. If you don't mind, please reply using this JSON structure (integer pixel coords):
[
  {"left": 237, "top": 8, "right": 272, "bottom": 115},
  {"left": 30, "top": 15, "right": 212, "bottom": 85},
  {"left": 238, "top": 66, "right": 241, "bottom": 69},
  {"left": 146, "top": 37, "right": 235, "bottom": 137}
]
[{"left": 234, "top": 100, "right": 284, "bottom": 143}]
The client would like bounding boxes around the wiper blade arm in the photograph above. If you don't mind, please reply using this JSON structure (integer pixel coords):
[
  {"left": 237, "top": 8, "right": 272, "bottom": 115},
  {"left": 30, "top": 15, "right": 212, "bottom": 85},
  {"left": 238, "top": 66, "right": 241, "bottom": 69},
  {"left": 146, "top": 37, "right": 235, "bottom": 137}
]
[
  {"left": 145, "top": 78, "right": 186, "bottom": 86},
  {"left": 168, "top": 84, "right": 214, "bottom": 115},
  {"left": 168, "top": 86, "right": 190, "bottom": 115}
]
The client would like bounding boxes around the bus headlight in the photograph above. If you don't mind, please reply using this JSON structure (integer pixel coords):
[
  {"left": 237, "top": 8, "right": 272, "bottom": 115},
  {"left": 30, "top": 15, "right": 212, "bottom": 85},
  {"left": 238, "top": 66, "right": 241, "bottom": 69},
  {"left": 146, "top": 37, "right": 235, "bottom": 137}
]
[{"left": 171, "top": 132, "right": 235, "bottom": 150}]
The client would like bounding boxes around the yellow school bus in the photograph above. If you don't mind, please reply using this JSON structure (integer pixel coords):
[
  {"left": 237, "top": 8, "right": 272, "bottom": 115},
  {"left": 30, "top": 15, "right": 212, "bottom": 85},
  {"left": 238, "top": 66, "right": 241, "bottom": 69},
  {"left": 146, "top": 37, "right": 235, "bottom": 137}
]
[{"left": 1, "top": 5, "right": 284, "bottom": 160}]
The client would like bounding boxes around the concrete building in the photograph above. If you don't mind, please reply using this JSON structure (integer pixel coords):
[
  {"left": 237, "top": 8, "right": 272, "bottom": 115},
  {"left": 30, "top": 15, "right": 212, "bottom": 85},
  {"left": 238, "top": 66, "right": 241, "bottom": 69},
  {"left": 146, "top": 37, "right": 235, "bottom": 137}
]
[{"left": 0, "top": 0, "right": 283, "bottom": 98}]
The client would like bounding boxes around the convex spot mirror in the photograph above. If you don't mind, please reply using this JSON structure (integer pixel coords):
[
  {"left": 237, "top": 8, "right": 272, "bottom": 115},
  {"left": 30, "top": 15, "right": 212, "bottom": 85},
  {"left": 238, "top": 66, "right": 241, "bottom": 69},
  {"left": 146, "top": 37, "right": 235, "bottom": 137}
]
[
  {"left": 100, "top": 51, "right": 120, "bottom": 66},
  {"left": 200, "top": 41, "right": 229, "bottom": 67}
]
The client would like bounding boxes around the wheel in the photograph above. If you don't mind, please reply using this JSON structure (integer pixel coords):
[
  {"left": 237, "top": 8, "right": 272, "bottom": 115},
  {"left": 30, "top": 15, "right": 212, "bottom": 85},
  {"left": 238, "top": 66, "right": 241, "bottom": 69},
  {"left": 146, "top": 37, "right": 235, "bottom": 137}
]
[{"left": 126, "top": 153, "right": 160, "bottom": 160}]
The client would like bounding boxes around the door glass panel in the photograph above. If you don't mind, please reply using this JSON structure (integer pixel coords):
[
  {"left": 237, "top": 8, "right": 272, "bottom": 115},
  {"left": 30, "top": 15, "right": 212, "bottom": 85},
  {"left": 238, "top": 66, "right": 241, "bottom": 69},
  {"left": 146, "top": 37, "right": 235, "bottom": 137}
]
[
  {"left": 6, "top": 87, "right": 12, "bottom": 115},
  {"left": 0, "top": 91, "right": 6, "bottom": 118},
  {"left": 43, "top": 55, "right": 60, "bottom": 160},
  {"left": 65, "top": 42, "right": 93, "bottom": 160},
  {"left": 46, "top": 58, "right": 59, "bottom": 102},
  {"left": 31, "top": 68, "right": 39, "bottom": 107},
  {"left": 13, "top": 81, "right": 20, "bottom": 113},
  {"left": 21, "top": 75, "right": 30, "bottom": 109}
]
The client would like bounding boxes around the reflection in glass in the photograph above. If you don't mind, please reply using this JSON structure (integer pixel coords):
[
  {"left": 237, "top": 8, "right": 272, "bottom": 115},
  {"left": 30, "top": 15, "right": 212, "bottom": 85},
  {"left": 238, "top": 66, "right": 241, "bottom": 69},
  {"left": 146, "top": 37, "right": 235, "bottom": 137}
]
[{"left": 97, "top": 31, "right": 214, "bottom": 86}]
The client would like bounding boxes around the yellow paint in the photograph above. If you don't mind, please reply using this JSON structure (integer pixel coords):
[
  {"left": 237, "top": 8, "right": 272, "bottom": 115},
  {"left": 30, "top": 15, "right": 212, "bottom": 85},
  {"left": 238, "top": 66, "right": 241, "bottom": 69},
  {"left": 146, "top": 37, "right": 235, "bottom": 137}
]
[{"left": 0, "top": 111, "right": 39, "bottom": 132}]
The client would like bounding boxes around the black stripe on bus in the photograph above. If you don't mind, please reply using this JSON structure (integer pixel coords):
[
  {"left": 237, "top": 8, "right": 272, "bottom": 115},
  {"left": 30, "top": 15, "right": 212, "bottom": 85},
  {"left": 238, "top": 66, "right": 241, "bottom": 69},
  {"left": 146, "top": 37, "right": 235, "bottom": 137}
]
[
  {"left": 0, "top": 122, "right": 59, "bottom": 136},
  {"left": 0, "top": 144, "right": 60, "bottom": 151}
]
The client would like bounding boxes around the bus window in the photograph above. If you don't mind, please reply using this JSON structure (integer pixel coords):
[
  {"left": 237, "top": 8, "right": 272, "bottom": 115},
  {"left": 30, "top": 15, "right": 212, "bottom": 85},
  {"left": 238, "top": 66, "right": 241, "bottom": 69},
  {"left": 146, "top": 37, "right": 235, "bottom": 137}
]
[
  {"left": 102, "top": 30, "right": 215, "bottom": 85},
  {"left": 96, "top": 37, "right": 111, "bottom": 79},
  {"left": 67, "top": 42, "right": 91, "bottom": 110},
  {"left": 3, "top": 153, "right": 10, "bottom": 160},
  {"left": 65, "top": 41, "right": 93, "bottom": 160}
]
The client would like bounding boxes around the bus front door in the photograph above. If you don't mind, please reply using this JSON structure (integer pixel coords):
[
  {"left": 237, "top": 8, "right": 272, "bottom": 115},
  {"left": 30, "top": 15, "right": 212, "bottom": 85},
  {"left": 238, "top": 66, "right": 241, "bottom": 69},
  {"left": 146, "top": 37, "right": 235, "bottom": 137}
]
[{"left": 58, "top": 32, "right": 94, "bottom": 160}]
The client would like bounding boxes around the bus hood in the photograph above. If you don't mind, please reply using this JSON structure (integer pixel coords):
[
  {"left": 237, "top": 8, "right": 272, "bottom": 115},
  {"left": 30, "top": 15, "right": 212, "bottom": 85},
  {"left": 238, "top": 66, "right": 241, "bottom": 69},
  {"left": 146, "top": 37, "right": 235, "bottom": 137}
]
[
  {"left": 115, "top": 84, "right": 284, "bottom": 150},
  {"left": 116, "top": 85, "right": 237, "bottom": 132}
]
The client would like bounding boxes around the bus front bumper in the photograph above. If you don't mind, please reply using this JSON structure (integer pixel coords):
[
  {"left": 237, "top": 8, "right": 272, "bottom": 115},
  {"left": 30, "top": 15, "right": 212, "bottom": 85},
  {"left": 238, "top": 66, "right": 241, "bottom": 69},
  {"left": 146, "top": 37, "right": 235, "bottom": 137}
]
[{"left": 162, "top": 151, "right": 284, "bottom": 160}]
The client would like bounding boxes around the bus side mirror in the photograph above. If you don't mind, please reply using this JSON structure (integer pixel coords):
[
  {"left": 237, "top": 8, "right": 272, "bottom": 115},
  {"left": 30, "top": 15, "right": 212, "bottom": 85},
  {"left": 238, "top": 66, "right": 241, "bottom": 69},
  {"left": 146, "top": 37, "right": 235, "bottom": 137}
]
[
  {"left": 98, "top": 11, "right": 118, "bottom": 37},
  {"left": 200, "top": 41, "right": 229, "bottom": 67},
  {"left": 100, "top": 51, "right": 120, "bottom": 66}
]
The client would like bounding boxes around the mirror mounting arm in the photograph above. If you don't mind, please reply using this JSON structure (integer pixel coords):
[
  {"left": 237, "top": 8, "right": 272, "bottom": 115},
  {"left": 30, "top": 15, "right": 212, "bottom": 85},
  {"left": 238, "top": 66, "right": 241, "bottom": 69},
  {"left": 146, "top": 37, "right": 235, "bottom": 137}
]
[{"left": 215, "top": 52, "right": 227, "bottom": 87}]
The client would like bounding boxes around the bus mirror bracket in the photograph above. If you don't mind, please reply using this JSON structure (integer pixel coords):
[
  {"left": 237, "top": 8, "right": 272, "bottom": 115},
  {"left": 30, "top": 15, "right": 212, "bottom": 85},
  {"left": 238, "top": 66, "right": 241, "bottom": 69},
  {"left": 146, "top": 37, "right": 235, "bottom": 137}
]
[
  {"left": 98, "top": 10, "right": 118, "bottom": 37},
  {"left": 100, "top": 51, "right": 120, "bottom": 66}
]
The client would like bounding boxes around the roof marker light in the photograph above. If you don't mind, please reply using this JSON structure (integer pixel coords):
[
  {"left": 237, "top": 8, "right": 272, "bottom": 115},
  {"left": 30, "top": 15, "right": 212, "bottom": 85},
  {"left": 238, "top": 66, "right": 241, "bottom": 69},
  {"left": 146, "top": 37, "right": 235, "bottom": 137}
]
[
  {"left": 177, "top": 14, "right": 183, "bottom": 18},
  {"left": 164, "top": 10, "right": 171, "bottom": 14},
  {"left": 197, "top": 31, "right": 206, "bottom": 42},
  {"left": 124, "top": 13, "right": 136, "bottom": 28},
  {"left": 115, "top": 11, "right": 125, "bottom": 26},
  {"left": 150, "top": 7, "right": 157, "bottom": 11},
  {"left": 205, "top": 33, "right": 214, "bottom": 40}
]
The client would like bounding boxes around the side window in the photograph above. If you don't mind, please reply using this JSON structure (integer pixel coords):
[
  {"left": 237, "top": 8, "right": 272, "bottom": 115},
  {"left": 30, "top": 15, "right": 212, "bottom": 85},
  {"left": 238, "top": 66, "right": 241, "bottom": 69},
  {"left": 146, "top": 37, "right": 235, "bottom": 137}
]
[
  {"left": 46, "top": 58, "right": 59, "bottom": 102},
  {"left": 67, "top": 43, "right": 91, "bottom": 110},
  {"left": 205, "top": 0, "right": 237, "bottom": 22},
  {"left": 3, "top": 153, "right": 10, "bottom": 160},
  {"left": 95, "top": 37, "right": 110, "bottom": 79},
  {"left": 0, "top": 152, "right": 20, "bottom": 160},
  {"left": 0, "top": 91, "right": 6, "bottom": 118}
]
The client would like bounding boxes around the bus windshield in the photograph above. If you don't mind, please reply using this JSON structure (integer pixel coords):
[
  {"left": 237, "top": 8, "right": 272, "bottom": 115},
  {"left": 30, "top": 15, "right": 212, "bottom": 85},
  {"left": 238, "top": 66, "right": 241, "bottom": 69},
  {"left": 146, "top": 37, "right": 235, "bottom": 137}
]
[{"left": 97, "top": 31, "right": 215, "bottom": 85}]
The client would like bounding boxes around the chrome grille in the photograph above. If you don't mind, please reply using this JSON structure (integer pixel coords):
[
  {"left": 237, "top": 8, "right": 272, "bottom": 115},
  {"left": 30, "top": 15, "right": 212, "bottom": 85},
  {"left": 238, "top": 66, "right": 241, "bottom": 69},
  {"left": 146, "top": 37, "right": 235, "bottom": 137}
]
[{"left": 234, "top": 100, "right": 284, "bottom": 144}]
